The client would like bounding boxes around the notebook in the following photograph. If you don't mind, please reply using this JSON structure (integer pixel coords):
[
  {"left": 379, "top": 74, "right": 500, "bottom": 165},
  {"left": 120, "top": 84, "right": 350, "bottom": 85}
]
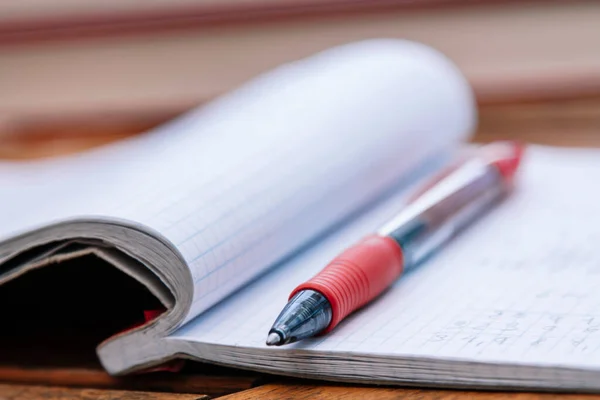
[{"left": 2, "top": 39, "right": 600, "bottom": 391}]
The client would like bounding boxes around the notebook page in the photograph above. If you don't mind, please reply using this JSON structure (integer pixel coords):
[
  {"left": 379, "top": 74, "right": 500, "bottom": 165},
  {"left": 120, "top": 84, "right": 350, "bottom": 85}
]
[
  {"left": 172, "top": 145, "right": 600, "bottom": 370},
  {"left": 0, "top": 40, "right": 474, "bottom": 323}
]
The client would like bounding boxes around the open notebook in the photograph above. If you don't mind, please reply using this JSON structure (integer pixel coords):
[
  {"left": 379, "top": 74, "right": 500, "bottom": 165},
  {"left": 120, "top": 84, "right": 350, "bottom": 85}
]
[{"left": 2, "top": 39, "right": 600, "bottom": 391}]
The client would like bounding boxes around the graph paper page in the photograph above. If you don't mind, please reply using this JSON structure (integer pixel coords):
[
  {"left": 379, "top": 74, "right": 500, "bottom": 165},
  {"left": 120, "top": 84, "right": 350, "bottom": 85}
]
[
  {"left": 0, "top": 40, "right": 474, "bottom": 323},
  {"left": 172, "top": 145, "right": 600, "bottom": 369}
]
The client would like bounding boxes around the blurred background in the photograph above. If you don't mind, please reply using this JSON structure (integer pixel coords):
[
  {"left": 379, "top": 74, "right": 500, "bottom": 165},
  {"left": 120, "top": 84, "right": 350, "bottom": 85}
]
[{"left": 1, "top": 0, "right": 599, "bottom": 158}]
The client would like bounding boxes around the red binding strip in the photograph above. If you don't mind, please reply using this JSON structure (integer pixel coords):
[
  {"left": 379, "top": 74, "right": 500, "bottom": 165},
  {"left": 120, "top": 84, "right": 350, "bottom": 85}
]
[{"left": 118, "top": 307, "right": 185, "bottom": 373}]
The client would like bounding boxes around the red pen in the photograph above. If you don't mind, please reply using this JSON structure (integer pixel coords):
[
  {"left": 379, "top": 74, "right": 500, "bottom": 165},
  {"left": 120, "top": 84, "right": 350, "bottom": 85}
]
[{"left": 266, "top": 141, "right": 524, "bottom": 346}]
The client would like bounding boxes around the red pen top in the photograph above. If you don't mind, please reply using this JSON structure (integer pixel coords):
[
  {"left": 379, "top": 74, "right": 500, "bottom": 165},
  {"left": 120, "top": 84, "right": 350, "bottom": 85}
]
[
  {"left": 404, "top": 141, "right": 524, "bottom": 204},
  {"left": 484, "top": 140, "right": 525, "bottom": 181}
]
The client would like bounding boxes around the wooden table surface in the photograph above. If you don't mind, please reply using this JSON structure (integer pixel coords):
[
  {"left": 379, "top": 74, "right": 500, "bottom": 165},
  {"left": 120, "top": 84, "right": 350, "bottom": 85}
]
[{"left": 1, "top": 96, "right": 600, "bottom": 399}]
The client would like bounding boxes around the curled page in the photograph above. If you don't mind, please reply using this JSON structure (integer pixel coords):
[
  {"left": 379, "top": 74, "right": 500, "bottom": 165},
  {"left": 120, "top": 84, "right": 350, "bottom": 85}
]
[
  {"left": 1, "top": 39, "right": 476, "bottom": 327},
  {"left": 151, "top": 39, "right": 477, "bottom": 322}
]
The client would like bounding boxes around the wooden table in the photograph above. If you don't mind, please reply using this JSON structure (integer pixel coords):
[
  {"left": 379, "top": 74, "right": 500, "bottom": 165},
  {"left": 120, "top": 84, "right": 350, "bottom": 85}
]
[{"left": 1, "top": 95, "right": 600, "bottom": 399}]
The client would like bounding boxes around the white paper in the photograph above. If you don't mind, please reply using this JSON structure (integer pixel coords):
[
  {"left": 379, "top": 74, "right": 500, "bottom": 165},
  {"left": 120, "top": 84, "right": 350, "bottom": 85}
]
[
  {"left": 0, "top": 39, "right": 475, "bottom": 323},
  {"left": 172, "top": 146, "right": 600, "bottom": 372}
]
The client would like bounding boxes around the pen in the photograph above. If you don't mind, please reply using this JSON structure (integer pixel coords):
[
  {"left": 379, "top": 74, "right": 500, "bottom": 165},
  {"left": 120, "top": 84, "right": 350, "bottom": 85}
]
[{"left": 266, "top": 141, "right": 524, "bottom": 346}]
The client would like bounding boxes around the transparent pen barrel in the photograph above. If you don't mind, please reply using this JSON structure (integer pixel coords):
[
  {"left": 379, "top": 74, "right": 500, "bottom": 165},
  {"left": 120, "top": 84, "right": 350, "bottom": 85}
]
[{"left": 379, "top": 159, "right": 505, "bottom": 269}]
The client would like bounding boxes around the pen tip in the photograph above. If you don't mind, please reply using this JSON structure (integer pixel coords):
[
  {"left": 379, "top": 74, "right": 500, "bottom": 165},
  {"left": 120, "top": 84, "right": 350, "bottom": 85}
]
[{"left": 266, "top": 332, "right": 283, "bottom": 346}]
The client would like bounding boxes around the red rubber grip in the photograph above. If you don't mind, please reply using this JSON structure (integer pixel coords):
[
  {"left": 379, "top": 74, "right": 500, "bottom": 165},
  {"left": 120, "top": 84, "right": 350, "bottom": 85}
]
[{"left": 289, "top": 235, "right": 404, "bottom": 333}]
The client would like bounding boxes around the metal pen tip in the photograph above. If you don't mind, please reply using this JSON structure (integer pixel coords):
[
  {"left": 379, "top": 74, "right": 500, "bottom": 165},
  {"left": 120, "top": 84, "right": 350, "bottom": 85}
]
[{"left": 266, "top": 332, "right": 283, "bottom": 346}]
